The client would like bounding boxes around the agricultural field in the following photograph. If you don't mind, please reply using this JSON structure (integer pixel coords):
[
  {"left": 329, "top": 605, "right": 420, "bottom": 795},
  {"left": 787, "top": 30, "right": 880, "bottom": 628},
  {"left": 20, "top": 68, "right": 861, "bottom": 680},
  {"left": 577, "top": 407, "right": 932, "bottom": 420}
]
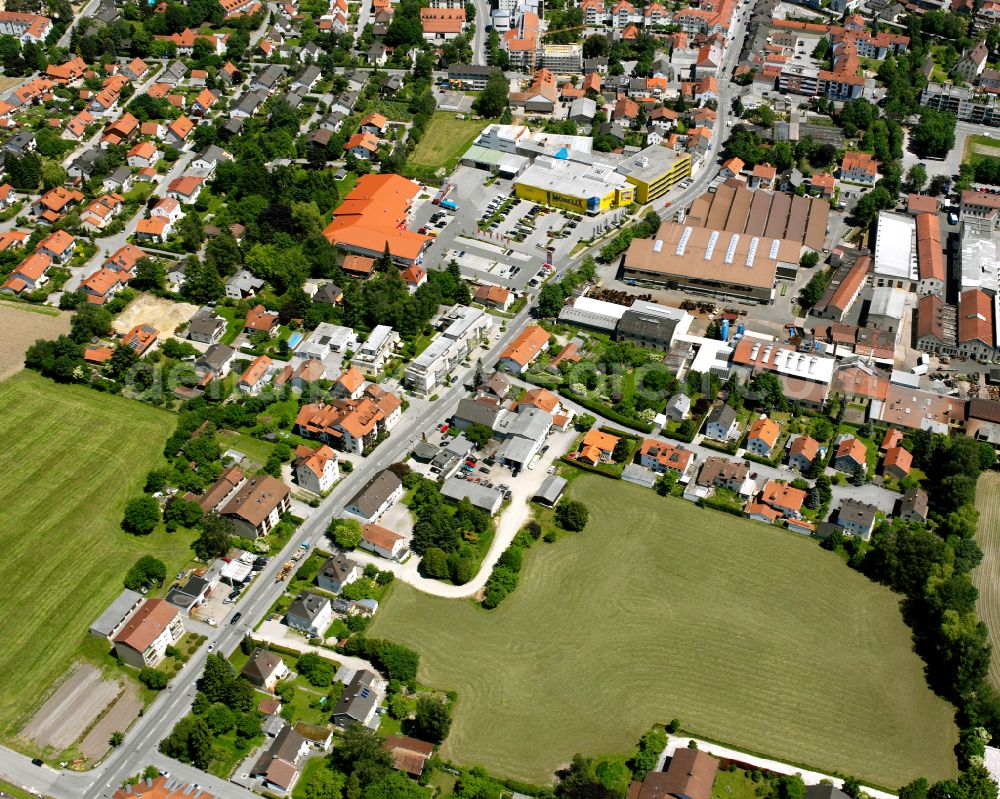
[
  {"left": 0, "top": 371, "right": 188, "bottom": 743},
  {"left": 0, "top": 302, "right": 71, "bottom": 381},
  {"left": 370, "top": 475, "right": 958, "bottom": 788},
  {"left": 974, "top": 471, "right": 1000, "bottom": 690},
  {"left": 407, "top": 113, "right": 488, "bottom": 173}
]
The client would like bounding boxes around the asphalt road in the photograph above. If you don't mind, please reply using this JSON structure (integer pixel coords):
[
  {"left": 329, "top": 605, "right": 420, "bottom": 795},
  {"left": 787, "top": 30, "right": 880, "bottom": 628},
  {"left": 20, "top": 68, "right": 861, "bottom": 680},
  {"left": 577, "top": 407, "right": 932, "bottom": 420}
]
[
  {"left": 0, "top": 7, "right": 753, "bottom": 792},
  {"left": 470, "top": 0, "right": 490, "bottom": 65},
  {"left": 0, "top": 304, "right": 532, "bottom": 799}
]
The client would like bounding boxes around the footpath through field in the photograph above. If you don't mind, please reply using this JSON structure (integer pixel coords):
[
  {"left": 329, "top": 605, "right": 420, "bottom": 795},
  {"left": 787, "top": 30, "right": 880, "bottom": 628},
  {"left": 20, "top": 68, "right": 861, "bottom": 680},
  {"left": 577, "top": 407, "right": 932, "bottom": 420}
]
[{"left": 346, "top": 425, "right": 579, "bottom": 599}]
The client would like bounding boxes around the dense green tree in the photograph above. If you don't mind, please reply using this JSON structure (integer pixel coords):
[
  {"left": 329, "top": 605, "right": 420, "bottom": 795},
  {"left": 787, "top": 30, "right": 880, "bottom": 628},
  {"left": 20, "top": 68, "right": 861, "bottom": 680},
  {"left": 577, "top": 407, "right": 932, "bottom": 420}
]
[
  {"left": 327, "top": 517, "right": 364, "bottom": 550},
  {"left": 125, "top": 555, "right": 167, "bottom": 590},
  {"left": 193, "top": 513, "right": 235, "bottom": 560},
  {"left": 556, "top": 500, "right": 589, "bottom": 532},
  {"left": 411, "top": 695, "right": 451, "bottom": 743},
  {"left": 122, "top": 495, "right": 160, "bottom": 535},
  {"left": 474, "top": 72, "right": 510, "bottom": 118},
  {"left": 910, "top": 108, "right": 956, "bottom": 159}
]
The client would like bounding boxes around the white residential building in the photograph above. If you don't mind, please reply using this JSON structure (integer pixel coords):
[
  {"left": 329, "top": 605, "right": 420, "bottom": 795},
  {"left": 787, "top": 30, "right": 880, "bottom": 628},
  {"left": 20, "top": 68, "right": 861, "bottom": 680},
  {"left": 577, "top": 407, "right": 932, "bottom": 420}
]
[{"left": 403, "top": 305, "right": 491, "bottom": 393}]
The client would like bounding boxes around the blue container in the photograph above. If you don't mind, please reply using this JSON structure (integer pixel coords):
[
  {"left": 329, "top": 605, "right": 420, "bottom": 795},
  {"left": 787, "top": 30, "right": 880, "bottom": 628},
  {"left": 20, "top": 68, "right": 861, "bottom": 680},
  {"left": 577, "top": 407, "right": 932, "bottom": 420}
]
[{"left": 721, "top": 319, "right": 729, "bottom": 341}]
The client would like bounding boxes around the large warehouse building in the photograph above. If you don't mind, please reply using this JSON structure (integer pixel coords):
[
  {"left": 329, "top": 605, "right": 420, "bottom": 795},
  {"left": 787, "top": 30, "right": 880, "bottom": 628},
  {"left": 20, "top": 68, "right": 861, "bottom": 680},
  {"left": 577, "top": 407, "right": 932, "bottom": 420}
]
[
  {"left": 623, "top": 221, "right": 802, "bottom": 303},
  {"left": 686, "top": 180, "right": 829, "bottom": 252},
  {"left": 515, "top": 155, "right": 636, "bottom": 214},
  {"left": 323, "top": 174, "right": 430, "bottom": 266}
]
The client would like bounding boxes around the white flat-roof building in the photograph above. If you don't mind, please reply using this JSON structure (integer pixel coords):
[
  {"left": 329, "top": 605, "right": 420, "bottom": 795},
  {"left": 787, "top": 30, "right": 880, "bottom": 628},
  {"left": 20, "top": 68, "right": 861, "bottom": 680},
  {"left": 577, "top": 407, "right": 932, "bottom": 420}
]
[
  {"left": 353, "top": 325, "right": 399, "bottom": 372},
  {"left": 298, "top": 323, "right": 359, "bottom": 360},
  {"left": 960, "top": 219, "right": 1000, "bottom": 295},
  {"left": 867, "top": 285, "right": 908, "bottom": 338},
  {"left": 404, "top": 305, "right": 491, "bottom": 393},
  {"left": 873, "top": 211, "right": 918, "bottom": 290},
  {"left": 557, "top": 296, "right": 629, "bottom": 331}
]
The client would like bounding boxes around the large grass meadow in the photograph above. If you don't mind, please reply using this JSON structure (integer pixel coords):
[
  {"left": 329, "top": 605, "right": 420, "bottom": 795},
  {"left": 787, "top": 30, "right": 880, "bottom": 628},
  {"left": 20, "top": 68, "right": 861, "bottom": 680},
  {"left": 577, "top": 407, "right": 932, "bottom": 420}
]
[
  {"left": 0, "top": 372, "right": 186, "bottom": 739},
  {"left": 370, "top": 474, "right": 958, "bottom": 787},
  {"left": 974, "top": 471, "right": 1000, "bottom": 690},
  {"left": 406, "top": 113, "right": 489, "bottom": 173}
]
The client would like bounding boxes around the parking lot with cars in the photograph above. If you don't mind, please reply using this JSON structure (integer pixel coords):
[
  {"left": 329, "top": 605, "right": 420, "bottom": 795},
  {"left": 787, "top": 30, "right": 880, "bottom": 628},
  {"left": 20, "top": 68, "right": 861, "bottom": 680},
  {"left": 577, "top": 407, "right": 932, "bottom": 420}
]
[{"left": 407, "top": 165, "right": 616, "bottom": 292}]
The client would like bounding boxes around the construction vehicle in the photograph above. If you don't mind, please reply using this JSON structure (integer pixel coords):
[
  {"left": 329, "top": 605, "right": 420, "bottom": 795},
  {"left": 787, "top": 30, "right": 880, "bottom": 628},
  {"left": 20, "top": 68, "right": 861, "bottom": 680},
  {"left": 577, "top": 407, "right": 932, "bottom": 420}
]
[
  {"left": 291, "top": 545, "right": 308, "bottom": 562},
  {"left": 276, "top": 561, "right": 293, "bottom": 582}
]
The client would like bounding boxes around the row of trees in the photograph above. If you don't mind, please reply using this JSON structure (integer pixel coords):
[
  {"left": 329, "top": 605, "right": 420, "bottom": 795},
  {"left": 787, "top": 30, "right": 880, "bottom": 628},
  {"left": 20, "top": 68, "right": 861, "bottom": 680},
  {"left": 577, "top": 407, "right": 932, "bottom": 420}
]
[
  {"left": 159, "top": 654, "right": 261, "bottom": 769},
  {"left": 851, "top": 433, "right": 1000, "bottom": 769}
]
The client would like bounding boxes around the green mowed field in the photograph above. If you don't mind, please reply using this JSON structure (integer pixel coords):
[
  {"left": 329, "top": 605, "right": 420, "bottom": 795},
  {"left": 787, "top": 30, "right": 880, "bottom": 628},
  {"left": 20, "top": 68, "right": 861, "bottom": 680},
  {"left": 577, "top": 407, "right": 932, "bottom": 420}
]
[
  {"left": 407, "top": 113, "right": 489, "bottom": 171},
  {"left": 0, "top": 372, "right": 185, "bottom": 739},
  {"left": 370, "top": 475, "right": 958, "bottom": 787},
  {"left": 973, "top": 472, "right": 1000, "bottom": 690}
]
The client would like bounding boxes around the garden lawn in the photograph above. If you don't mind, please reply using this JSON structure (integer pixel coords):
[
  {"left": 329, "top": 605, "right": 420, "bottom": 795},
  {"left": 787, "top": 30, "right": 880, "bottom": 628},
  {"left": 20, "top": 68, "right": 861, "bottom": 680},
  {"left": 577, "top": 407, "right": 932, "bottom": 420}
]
[
  {"left": 0, "top": 372, "right": 186, "bottom": 741},
  {"left": 370, "top": 475, "right": 958, "bottom": 788},
  {"left": 407, "top": 113, "right": 489, "bottom": 172}
]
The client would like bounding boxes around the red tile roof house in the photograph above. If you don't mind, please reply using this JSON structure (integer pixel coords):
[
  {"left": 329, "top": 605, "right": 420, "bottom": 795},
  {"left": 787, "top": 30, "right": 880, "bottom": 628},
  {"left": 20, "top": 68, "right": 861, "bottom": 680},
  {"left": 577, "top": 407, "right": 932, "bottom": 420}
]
[
  {"left": 787, "top": 435, "right": 819, "bottom": 472},
  {"left": 498, "top": 324, "right": 549, "bottom": 374},
  {"left": 122, "top": 323, "right": 159, "bottom": 356},
  {"left": 135, "top": 215, "right": 172, "bottom": 243},
  {"left": 33, "top": 186, "right": 84, "bottom": 223},
  {"left": 881, "top": 445, "right": 912, "bottom": 480},
  {"left": 361, "top": 522, "right": 407, "bottom": 560},
  {"left": 832, "top": 435, "right": 867, "bottom": 473},
  {"left": 0, "top": 252, "right": 51, "bottom": 295},
  {"left": 758, "top": 479, "right": 806, "bottom": 519},
  {"left": 244, "top": 304, "right": 280, "bottom": 336},
  {"left": 165, "top": 114, "right": 194, "bottom": 147},
  {"left": 400, "top": 264, "right": 427, "bottom": 293},
  {"left": 112, "top": 598, "right": 184, "bottom": 669},
  {"left": 359, "top": 111, "right": 388, "bottom": 135},
  {"left": 81, "top": 266, "right": 125, "bottom": 304},
  {"left": 127, "top": 140, "right": 161, "bottom": 169},
  {"left": 192, "top": 88, "right": 220, "bottom": 116},
  {"left": 80, "top": 193, "right": 125, "bottom": 231},
  {"left": 293, "top": 444, "right": 339, "bottom": 493},
  {"left": 36, "top": 229, "right": 76, "bottom": 263},
  {"left": 166, "top": 175, "right": 205, "bottom": 204},
  {"left": 150, "top": 196, "right": 184, "bottom": 224},
  {"left": 745, "top": 416, "right": 780, "bottom": 458},
  {"left": 105, "top": 243, "right": 145, "bottom": 275}
]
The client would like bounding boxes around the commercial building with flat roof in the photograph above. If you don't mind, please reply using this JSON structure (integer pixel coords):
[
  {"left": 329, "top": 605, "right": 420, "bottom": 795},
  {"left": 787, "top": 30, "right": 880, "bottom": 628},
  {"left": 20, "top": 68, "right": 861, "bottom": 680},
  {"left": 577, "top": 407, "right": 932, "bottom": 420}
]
[
  {"left": 557, "top": 296, "right": 629, "bottom": 331},
  {"left": 623, "top": 221, "right": 801, "bottom": 303},
  {"left": 961, "top": 218, "right": 1000, "bottom": 295},
  {"left": 620, "top": 145, "right": 693, "bottom": 204},
  {"left": 515, "top": 155, "right": 635, "bottom": 214},
  {"left": 873, "top": 211, "right": 917, "bottom": 290}
]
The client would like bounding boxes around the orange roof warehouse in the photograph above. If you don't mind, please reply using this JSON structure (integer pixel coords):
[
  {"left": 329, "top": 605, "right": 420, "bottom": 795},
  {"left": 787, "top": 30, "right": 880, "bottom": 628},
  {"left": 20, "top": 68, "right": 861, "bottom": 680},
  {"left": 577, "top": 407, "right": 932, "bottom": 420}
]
[{"left": 322, "top": 174, "right": 431, "bottom": 266}]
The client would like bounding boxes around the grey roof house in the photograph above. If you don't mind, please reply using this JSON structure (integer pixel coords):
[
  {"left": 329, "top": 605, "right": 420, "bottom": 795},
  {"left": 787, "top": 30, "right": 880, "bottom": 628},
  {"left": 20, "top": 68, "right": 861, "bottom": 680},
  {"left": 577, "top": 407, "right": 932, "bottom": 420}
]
[
  {"left": 315, "top": 554, "right": 361, "bottom": 594},
  {"left": 187, "top": 307, "right": 226, "bottom": 344},
  {"left": 284, "top": 592, "right": 333, "bottom": 637},
  {"left": 332, "top": 669, "right": 382, "bottom": 728},
  {"left": 440, "top": 477, "right": 504, "bottom": 515},
  {"left": 345, "top": 470, "right": 403, "bottom": 523}
]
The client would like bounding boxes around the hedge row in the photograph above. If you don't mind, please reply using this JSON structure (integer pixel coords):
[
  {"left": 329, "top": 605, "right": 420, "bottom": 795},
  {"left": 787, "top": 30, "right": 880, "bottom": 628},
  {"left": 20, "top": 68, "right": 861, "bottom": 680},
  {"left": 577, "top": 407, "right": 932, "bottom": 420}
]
[
  {"left": 561, "top": 389, "right": 655, "bottom": 433},
  {"left": 483, "top": 526, "right": 541, "bottom": 608},
  {"left": 697, "top": 497, "right": 745, "bottom": 517}
]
